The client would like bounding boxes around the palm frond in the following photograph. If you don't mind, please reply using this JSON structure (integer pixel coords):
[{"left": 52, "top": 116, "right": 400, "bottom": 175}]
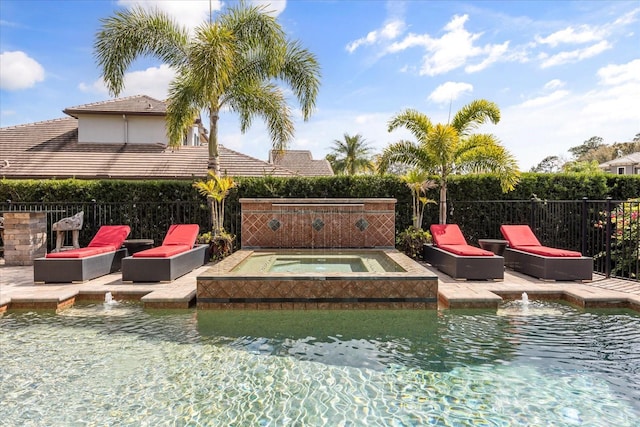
[
  {"left": 94, "top": 6, "right": 188, "bottom": 96},
  {"left": 387, "top": 109, "right": 433, "bottom": 143},
  {"left": 451, "top": 99, "right": 500, "bottom": 136}
]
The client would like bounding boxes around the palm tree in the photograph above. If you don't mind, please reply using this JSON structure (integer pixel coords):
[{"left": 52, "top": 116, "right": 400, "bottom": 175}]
[
  {"left": 94, "top": 3, "right": 320, "bottom": 175},
  {"left": 326, "top": 133, "right": 374, "bottom": 175},
  {"left": 377, "top": 99, "right": 520, "bottom": 224},
  {"left": 400, "top": 169, "right": 437, "bottom": 229}
]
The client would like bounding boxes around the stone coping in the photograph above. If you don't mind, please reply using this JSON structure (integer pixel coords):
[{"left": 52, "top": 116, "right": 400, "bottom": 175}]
[
  {"left": 197, "top": 249, "right": 435, "bottom": 280},
  {"left": 239, "top": 198, "right": 397, "bottom": 204}
]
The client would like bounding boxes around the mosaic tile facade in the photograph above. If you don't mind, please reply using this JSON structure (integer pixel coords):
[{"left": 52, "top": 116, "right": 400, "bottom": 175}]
[
  {"left": 197, "top": 249, "right": 438, "bottom": 310},
  {"left": 240, "top": 198, "right": 396, "bottom": 249}
]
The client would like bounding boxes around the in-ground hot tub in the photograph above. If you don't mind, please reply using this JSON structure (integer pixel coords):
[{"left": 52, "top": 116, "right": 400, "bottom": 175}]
[{"left": 197, "top": 249, "right": 438, "bottom": 309}]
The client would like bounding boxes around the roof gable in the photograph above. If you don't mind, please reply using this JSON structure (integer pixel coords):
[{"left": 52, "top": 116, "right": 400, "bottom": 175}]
[
  {"left": 63, "top": 95, "right": 167, "bottom": 118},
  {"left": 269, "top": 150, "right": 334, "bottom": 176}
]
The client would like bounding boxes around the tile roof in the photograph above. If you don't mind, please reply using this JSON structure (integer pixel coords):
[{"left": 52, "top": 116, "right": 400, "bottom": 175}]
[
  {"left": 269, "top": 149, "right": 334, "bottom": 176},
  {"left": 63, "top": 95, "right": 167, "bottom": 117},
  {"left": 599, "top": 152, "right": 640, "bottom": 167},
  {"left": 0, "top": 117, "right": 300, "bottom": 179}
]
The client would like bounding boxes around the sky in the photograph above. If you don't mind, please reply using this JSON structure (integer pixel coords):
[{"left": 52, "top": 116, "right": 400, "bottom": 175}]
[{"left": 1, "top": 0, "right": 639, "bottom": 171}]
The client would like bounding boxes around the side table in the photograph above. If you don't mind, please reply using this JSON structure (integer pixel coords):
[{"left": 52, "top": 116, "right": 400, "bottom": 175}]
[
  {"left": 478, "top": 239, "right": 508, "bottom": 256},
  {"left": 123, "top": 239, "right": 154, "bottom": 255}
]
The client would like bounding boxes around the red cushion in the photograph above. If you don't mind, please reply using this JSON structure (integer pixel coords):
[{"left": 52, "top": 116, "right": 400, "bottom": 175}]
[
  {"left": 46, "top": 246, "right": 114, "bottom": 258},
  {"left": 500, "top": 225, "right": 540, "bottom": 247},
  {"left": 161, "top": 224, "right": 199, "bottom": 248},
  {"left": 88, "top": 225, "right": 131, "bottom": 248},
  {"left": 132, "top": 244, "right": 191, "bottom": 258},
  {"left": 430, "top": 224, "right": 467, "bottom": 246},
  {"left": 512, "top": 245, "right": 582, "bottom": 257},
  {"left": 438, "top": 244, "right": 495, "bottom": 256}
]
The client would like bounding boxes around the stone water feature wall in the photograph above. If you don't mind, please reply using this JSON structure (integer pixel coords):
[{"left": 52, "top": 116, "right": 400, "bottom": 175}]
[
  {"left": 197, "top": 198, "right": 438, "bottom": 310},
  {"left": 240, "top": 198, "right": 396, "bottom": 248},
  {"left": 2, "top": 212, "right": 47, "bottom": 265}
]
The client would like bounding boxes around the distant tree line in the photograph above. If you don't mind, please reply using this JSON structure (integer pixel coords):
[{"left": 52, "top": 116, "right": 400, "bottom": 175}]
[{"left": 530, "top": 133, "right": 640, "bottom": 173}]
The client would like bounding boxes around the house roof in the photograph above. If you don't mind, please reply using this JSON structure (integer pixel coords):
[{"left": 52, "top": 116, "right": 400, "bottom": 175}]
[
  {"left": 599, "top": 152, "right": 640, "bottom": 168},
  {"left": 63, "top": 95, "right": 167, "bottom": 117},
  {"left": 269, "top": 149, "right": 334, "bottom": 176},
  {"left": 0, "top": 117, "right": 301, "bottom": 179}
]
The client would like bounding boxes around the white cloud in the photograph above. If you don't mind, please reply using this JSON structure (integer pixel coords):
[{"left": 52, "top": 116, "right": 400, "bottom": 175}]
[
  {"left": 540, "top": 40, "right": 611, "bottom": 68},
  {"left": 544, "top": 79, "right": 565, "bottom": 90},
  {"left": 249, "top": 1, "right": 287, "bottom": 17},
  {"left": 0, "top": 51, "right": 45, "bottom": 90},
  {"left": 597, "top": 58, "right": 640, "bottom": 85},
  {"left": 346, "top": 19, "right": 406, "bottom": 53},
  {"left": 612, "top": 7, "right": 640, "bottom": 27},
  {"left": 117, "top": 0, "right": 220, "bottom": 29},
  {"left": 385, "top": 14, "right": 512, "bottom": 76},
  {"left": 535, "top": 25, "right": 605, "bottom": 47},
  {"left": 80, "top": 64, "right": 175, "bottom": 100},
  {"left": 428, "top": 82, "right": 473, "bottom": 104},
  {"left": 465, "top": 41, "right": 510, "bottom": 73},
  {"left": 518, "top": 90, "right": 569, "bottom": 108}
]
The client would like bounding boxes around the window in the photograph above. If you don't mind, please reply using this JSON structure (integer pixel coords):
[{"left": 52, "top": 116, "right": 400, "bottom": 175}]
[{"left": 618, "top": 167, "right": 625, "bottom": 175}]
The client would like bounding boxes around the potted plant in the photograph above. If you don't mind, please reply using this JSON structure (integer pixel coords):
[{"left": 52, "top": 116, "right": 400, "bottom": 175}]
[{"left": 193, "top": 172, "right": 237, "bottom": 261}]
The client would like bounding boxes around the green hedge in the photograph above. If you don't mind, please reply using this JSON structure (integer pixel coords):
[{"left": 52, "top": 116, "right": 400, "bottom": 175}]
[{"left": 2, "top": 173, "right": 638, "bottom": 235}]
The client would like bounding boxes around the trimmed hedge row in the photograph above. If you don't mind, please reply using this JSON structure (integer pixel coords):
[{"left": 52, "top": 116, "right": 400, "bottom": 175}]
[{"left": 2, "top": 173, "right": 639, "bottom": 235}]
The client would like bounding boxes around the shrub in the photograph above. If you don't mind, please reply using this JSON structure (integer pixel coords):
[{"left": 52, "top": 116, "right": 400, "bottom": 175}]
[{"left": 396, "top": 226, "right": 432, "bottom": 260}]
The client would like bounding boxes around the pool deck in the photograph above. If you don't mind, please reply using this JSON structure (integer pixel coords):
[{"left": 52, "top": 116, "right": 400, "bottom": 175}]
[{"left": 1, "top": 259, "right": 639, "bottom": 313}]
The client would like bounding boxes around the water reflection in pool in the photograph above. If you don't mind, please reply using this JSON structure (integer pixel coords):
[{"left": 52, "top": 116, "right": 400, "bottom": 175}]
[{"left": 1, "top": 301, "right": 638, "bottom": 426}]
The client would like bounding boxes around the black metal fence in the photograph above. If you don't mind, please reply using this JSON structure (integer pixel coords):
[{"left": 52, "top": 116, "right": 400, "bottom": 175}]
[
  {"left": 0, "top": 200, "right": 215, "bottom": 254},
  {"left": 1, "top": 198, "right": 638, "bottom": 281},
  {"left": 446, "top": 198, "right": 639, "bottom": 280}
]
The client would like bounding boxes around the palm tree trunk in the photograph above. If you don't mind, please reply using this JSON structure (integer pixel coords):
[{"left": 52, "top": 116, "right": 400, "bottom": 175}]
[
  {"left": 439, "top": 183, "right": 447, "bottom": 224},
  {"left": 208, "top": 109, "right": 220, "bottom": 175}
]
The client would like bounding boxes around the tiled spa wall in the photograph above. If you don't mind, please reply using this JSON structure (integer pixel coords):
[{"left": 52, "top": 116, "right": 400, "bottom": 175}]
[{"left": 239, "top": 198, "right": 397, "bottom": 249}]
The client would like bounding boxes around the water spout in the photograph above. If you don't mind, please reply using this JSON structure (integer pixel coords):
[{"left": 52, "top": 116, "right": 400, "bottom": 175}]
[
  {"left": 521, "top": 292, "right": 529, "bottom": 305},
  {"left": 104, "top": 291, "right": 117, "bottom": 305}
]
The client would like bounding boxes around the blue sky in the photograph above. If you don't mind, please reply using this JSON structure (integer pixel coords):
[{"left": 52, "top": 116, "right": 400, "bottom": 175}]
[{"left": 1, "top": 0, "right": 639, "bottom": 170}]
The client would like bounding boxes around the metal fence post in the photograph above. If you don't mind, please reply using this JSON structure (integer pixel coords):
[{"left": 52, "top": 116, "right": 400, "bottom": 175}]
[
  {"left": 581, "top": 197, "right": 588, "bottom": 255},
  {"left": 530, "top": 196, "right": 536, "bottom": 229},
  {"left": 605, "top": 197, "right": 612, "bottom": 278}
]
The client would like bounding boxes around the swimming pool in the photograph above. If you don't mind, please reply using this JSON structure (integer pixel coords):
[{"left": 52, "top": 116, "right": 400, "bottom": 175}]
[{"left": 1, "top": 301, "right": 638, "bottom": 425}]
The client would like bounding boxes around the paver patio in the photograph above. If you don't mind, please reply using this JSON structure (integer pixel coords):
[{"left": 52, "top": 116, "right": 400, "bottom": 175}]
[{"left": 1, "top": 259, "right": 639, "bottom": 313}]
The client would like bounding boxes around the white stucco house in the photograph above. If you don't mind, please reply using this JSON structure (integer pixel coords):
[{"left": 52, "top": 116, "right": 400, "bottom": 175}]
[
  {"left": 599, "top": 152, "right": 640, "bottom": 175},
  {"left": 0, "top": 95, "right": 333, "bottom": 179}
]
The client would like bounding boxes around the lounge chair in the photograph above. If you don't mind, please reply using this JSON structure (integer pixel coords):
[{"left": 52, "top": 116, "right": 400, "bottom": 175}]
[
  {"left": 34, "top": 225, "right": 130, "bottom": 283},
  {"left": 500, "top": 225, "right": 592, "bottom": 281},
  {"left": 423, "top": 224, "right": 504, "bottom": 280},
  {"left": 121, "top": 224, "right": 208, "bottom": 282}
]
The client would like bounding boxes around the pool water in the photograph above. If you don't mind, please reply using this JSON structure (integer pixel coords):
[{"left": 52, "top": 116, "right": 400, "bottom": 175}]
[
  {"left": 231, "top": 250, "right": 406, "bottom": 274},
  {"left": 1, "top": 301, "right": 639, "bottom": 426}
]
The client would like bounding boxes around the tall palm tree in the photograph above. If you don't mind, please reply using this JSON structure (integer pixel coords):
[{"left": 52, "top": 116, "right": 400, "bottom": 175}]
[
  {"left": 378, "top": 99, "right": 520, "bottom": 224},
  {"left": 94, "top": 3, "right": 320, "bottom": 175},
  {"left": 327, "top": 133, "right": 374, "bottom": 175}
]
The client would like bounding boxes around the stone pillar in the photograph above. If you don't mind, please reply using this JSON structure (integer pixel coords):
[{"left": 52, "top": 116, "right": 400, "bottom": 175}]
[{"left": 2, "top": 212, "right": 47, "bottom": 265}]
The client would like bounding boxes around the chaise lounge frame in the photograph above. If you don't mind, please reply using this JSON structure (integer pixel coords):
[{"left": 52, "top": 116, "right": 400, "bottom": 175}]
[
  {"left": 423, "top": 244, "right": 504, "bottom": 280},
  {"left": 503, "top": 248, "right": 592, "bottom": 281},
  {"left": 423, "top": 224, "right": 504, "bottom": 280},
  {"left": 121, "top": 244, "right": 208, "bottom": 282},
  {"left": 34, "top": 249, "right": 128, "bottom": 283},
  {"left": 500, "top": 224, "right": 593, "bottom": 281}
]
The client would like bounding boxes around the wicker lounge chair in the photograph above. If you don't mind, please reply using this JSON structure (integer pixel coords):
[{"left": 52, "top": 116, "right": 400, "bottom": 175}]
[
  {"left": 423, "top": 224, "right": 504, "bottom": 280},
  {"left": 121, "top": 224, "right": 208, "bottom": 282},
  {"left": 500, "top": 225, "right": 592, "bottom": 281},
  {"left": 34, "top": 225, "right": 130, "bottom": 283}
]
